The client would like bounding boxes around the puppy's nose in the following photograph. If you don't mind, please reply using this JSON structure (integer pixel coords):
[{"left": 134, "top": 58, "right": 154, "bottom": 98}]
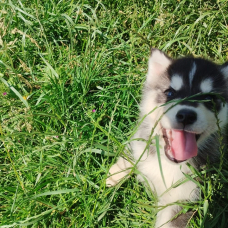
[{"left": 176, "top": 109, "right": 197, "bottom": 125}]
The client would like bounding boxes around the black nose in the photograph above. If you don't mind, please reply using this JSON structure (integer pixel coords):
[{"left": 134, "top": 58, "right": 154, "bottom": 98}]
[{"left": 176, "top": 109, "right": 197, "bottom": 125}]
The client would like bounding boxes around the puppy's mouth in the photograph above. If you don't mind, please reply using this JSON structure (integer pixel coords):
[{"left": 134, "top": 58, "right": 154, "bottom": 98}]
[{"left": 162, "top": 128, "right": 200, "bottom": 163}]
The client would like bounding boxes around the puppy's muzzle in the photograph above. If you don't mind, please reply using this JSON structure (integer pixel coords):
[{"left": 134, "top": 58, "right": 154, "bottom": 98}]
[{"left": 176, "top": 109, "right": 197, "bottom": 126}]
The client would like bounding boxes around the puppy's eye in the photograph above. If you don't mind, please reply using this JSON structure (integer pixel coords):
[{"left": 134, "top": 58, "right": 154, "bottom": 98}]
[
  {"left": 164, "top": 88, "right": 176, "bottom": 98},
  {"left": 204, "top": 95, "right": 213, "bottom": 101}
]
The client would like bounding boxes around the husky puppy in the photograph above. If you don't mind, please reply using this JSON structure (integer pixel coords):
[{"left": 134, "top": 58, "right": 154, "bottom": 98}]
[{"left": 106, "top": 49, "right": 228, "bottom": 228}]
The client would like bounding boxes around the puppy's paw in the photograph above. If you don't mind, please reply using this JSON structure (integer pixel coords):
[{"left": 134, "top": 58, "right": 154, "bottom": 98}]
[
  {"left": 106, "top": 175, "right": 120, "bottom": 187},
  {"left": 155, "top": 204, "right": 191, "bottom": 228},
  {"left": 106, "top": 157, "right": 133, "bottom": 187},
  {"left": 106, "top": 163, "right": 126, "bottom": 187}
]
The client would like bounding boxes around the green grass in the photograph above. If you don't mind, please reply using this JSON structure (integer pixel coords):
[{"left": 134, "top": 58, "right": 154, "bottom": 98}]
[{"left": 1, "top": 0, "right": 228, "bottom": 227}]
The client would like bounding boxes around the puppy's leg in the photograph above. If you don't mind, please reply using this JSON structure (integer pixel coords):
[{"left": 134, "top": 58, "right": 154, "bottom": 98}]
[
  {"left": 106, "top": 157, "right": 133, "bottom": 187},
  {"left": 156, "top": 204, "right": 193, "bottom": 228},
  {"left": 155, "top": 205, "right": 178, "bottom": 228},
  {"left": 170, "top": 211, "right": 193, "bottom": 228}
]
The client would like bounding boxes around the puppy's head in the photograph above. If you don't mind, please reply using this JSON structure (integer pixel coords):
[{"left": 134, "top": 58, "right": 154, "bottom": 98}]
[{"left": 141, "top": 49, "right": 228, "bottom": 163}]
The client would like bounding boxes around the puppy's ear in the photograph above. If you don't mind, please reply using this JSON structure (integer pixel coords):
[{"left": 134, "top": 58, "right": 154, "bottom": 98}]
[
  {"left": 146, "top": 49, "right": 172, "bottom": 85},
  {"left": 220, "top": 62, "right": 228, "bottom": 78}
]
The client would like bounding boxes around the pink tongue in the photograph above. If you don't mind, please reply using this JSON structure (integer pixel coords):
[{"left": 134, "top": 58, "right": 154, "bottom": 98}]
[{"left": 171, "top": 130, "right": 198, "bottom": 161}]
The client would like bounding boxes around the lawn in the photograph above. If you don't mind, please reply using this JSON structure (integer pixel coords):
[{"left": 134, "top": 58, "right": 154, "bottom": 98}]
[{"left": 1, "top": 0, "right": 228, "bottom": 227}]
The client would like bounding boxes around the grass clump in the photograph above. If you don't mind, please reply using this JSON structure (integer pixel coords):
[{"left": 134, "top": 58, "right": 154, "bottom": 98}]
[{"left": 0, "top": 0, "right": 228, "bottom": 227}]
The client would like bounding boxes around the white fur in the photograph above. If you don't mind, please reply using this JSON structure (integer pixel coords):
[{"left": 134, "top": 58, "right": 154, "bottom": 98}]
[
  {"left": 220, "top": 65, "right": 228, "bottom": 78},
  {"left": 107, "top": 132, "right": 198, "bottom": 227},
  {"left": 106, "top": 157, "right": 132, "bottom": 187},
  {"left": 189, "top": 62, "right": 196, "bottom": 88},
  {"left": 170, "top": 75, "right": 183, "bottom": 91},
  {"left": 147, "top": 49, "right": 172, "bottom": 86},
  {"left": 200, "top": 78, "right": 212, "bottom": 93}
]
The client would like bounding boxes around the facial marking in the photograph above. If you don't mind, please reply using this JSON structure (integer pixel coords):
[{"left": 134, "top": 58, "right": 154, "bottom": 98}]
[
  {"left": 189, "top": 62, "right": 196, "bottom": 88},
  {"left": 170, "top": 75, "right": 183, "bottom": 91},
  {"left": 200, "top": 78, "right": 212, "bottom": 93},
  {"left": 221, "top": 65, "right": 228, "bottom": 78}
]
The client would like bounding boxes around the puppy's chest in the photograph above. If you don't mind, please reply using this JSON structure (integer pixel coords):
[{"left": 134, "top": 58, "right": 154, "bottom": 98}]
[{"left": 137, "top": 152, "right": 191, "bottom": 192}]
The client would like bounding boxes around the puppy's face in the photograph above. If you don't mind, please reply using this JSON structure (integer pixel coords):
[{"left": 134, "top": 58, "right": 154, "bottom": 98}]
[{"left": 141, "top": 49, "right": 228, "bottom": 163}]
